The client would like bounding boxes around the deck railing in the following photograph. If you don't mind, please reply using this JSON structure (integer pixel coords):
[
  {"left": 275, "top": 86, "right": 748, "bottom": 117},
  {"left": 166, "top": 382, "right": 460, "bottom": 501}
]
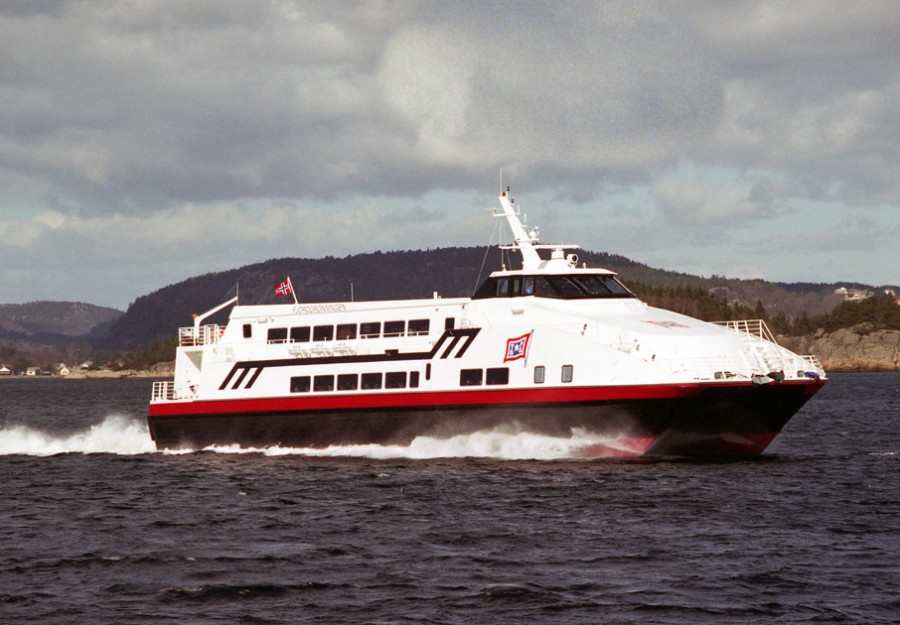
[
  {"left": 178, "top": 324, "right": 224, "bottom": 346},
  {"left": 151, "top": 380, "right": 174, "bottom": 401}
]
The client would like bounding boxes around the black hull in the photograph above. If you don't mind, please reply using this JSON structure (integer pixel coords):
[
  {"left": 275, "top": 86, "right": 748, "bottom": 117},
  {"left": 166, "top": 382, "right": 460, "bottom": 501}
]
[{"left": 148, "top": 381, "right": 823, "bottom": 456}]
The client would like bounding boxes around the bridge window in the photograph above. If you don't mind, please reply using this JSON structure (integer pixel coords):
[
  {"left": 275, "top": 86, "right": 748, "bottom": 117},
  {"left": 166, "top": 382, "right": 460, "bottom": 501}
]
[{"left": 290, "top": 376, "right": 310, "bottom": 393}]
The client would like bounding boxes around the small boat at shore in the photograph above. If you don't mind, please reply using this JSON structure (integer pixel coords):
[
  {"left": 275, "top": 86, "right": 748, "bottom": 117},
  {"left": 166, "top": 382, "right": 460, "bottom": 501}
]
[{"left": 148, "top": 186, "right": 826, "bottom": 456}]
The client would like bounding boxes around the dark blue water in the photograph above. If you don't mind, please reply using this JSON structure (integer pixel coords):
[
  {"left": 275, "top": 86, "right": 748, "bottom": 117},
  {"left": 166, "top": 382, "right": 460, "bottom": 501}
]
[{"left": 1, "top": 374, "right": 897, "bottom": 624}]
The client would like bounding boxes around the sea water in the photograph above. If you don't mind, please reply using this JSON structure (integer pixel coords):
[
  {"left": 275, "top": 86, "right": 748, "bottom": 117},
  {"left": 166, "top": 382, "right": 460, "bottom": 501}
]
[{"left": 0, "top": 374, "right": 897, "bottom": 623}]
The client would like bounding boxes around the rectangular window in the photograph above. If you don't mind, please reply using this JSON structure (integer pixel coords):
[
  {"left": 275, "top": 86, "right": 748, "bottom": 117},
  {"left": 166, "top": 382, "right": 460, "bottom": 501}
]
[
  {"left": 561, "top": 364, "right": 574, "bottom": 383},
  {"left": 383, "top": 320, "right": 405, "bottom": 337},
  {"left": 409, "top": 371, "right": 420, "bottom": 388},
  {"left": 290, "top": 376, "right": 311, "bottom": 393},
  {"left": 267, "top": 328, "right": 288, "bottom": 343},
  {"left": 385, "top": 371, "right": 407, "bottom": 388},
  {"left": 460, "top": 368, "right": 483, "bottom": 386},
  {"left": 291, "top": 326, "right": 311, "bottom": 343},
  {"left": 444, "top": 317, "right": 455, "bottom": 330},
  {"left": 496, "top": 278, "right": 509, "bottom": 297},
  {"left": 534, "top": 365, "right": 545, "bottom": 384},
  {"left": 361, "top": 372, "right": 383, "bottom": 389},
  {"left": 408, "top": 319, "right": 430, "bottom": 336},
  {"left": 486, "top": 367, "right": 509, "bottom": 385},
  {"left": 360, "top": 322, "right": 381, "bottom": 339},
  {"left": 425, "top": 363, "right": 431, "bottom": 381},
  {"left": 313, "top": 375, "right": 334, "bottom": 392},
  {"left": 336, "top": 323, "right": 357, "bottom": 340},
  {"left": 242, "top": 324, "right": 252, "bottom": 338},
  {"left": 337, "top": 374, "right": 359, "bottom": 391},
  {"left": 313, "top": 325, "right": 334, "bottom": 341}
]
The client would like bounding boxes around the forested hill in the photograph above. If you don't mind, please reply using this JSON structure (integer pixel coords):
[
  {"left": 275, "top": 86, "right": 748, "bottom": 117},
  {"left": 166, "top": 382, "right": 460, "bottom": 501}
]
[
  {"left": 0, "top": 301, "right": 121, "bottom": 345},
  {"left": 102, "top": 246, "right": 879, "bottom": 351}
]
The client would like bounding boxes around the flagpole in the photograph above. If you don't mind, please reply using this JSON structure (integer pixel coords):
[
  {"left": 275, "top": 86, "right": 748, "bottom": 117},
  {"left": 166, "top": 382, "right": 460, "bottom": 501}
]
[{"left": 288, "top": 276, "right": 298, "bottom": 304}]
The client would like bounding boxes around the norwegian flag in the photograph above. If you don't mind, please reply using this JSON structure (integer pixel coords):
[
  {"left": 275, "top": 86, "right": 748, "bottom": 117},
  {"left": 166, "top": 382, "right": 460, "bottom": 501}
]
[
  {"left": 274, "top": 278, "right": 293, "bottom": 297},
  {"left": 503, "top": 331, "right": 532, "bottom": 362}
]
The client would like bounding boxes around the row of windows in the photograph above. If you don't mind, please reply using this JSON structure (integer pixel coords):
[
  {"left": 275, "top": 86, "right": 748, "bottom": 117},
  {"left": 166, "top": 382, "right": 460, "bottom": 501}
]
[
  {"left": 473, "top": 274, "right": 634, "bottom": 300},
  {"left": 263, "top": 318, "right": 447, "bottom": 344},
  {"left": 289, "top": 364, "right": 575, "bottom": 393},
  {"left": 460, "top": 365, "right": 574, "bottom": 386},
  {"left": 291, "top": 370, "right": 421, "bottom": 393}
]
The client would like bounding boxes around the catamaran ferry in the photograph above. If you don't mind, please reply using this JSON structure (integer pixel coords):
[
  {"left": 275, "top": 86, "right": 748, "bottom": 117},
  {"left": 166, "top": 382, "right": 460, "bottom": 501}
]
[{"left": 148, "top": 187, "right": 826, "bottom": 456}]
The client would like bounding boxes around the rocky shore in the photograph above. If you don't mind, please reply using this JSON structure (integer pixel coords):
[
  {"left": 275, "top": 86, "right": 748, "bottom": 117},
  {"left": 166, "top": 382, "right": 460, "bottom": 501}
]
[
  {"left": 63, "top": 362, "right": 175, "bottom": 379},
  {"left": 780, "top": 325, "right": 900, "bottom": 372}
]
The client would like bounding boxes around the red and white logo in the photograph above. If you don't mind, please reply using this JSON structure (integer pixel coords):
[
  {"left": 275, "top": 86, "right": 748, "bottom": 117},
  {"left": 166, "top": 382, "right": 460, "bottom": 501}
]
[{"left": 504, "top": 332, "right": 532, "bottom": 362}]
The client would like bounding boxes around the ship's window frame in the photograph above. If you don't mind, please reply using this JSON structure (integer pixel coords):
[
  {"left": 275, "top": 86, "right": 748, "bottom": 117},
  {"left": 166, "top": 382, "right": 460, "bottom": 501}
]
[
  {"left": 534, "top": 365, "right": 545, "bottom": 384},
  {"left": 360, "top": 322, "right": 381, "bottom": 339},
  {"left": 460, "top": 368, "right": 483, "bottom": 386},
  {"left": 385, "top": 371, "right": 407, "bottom": 389},
  {"left": 337, "top": 373, "right": 358, "bottom": 391},
  {"left": 361, "top": 372, "right": 383, "bottom": 389},
  {"left": 496, "top": 278, "right": 509, "bottom": 297},
  {"left": 336, "top": 323, "right": 357, "bottom": 340},
  {"left": 561, "top": 364, "right": 574, "bottom": 383},
  {"left": 383, "top": 320, "right": 405, "bottom": 337},
  {"left": 267, "top": 327, "right": 288, "bottom": 344},
  {"left": 523, "top": 276, "right": 536, "bottom": 296},
  {"left": 409, "top": 371, "right": 420, "bottom": 388},
  {"left": 313, "top": 375, "right": 335, "bottom": 392},
  {"left": 291, "top": 326, "right": 311, "bottom": 343},
  {"left": 444, "top": 317, "right": 455, "bottom": 330},
  {"left": 313, "top": 325, "right": 334, "bottom": 341},
  {"left": 486, "top": 367, "right": 510, "bottom": 385},
  {"left": 425, "top": 363, "right": 432, "bottom": 381},
  {"left": 408, "top": 319, "right": 430, "bottom": 336},
  {"left": 243, "top": 324, "right": 252, "bottom": 338},
  {"left": 290, "top": 376, "right": 311, "bottom": 393}
]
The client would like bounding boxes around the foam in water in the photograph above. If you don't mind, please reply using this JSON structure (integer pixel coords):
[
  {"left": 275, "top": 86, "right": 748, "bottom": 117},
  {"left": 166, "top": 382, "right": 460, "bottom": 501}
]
[
  {"left": 205, "top": 427, "right": 648, "bottom": 460},
  {"left": 1, "top": 418, "right": 645, "bottom": 460},
  {"left": 0, "top": 416, "right": 157, "bottom": 456}
]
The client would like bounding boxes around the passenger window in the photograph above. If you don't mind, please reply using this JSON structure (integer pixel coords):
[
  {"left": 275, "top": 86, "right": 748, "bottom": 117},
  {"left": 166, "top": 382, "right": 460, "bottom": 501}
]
[
  {"left": 267, "top": 328, "right": 288, "bottom": 343},
  {"left": 290, "top": 376, "right": 310, "bottom": 393},
  {"left": 291, "top": 326, "right": 310, "bottom": 343},
  {"left": 425, "top": 363, "right": 431, "bottom": 381},
  {"left": 337, "top": 374, "right": 358, "bottom": 391},
  {"left": 408, "top": 319, "right": 430, "bottom": 336},
  {"left": 313, "top": 325, "right": 334, "bottom": 341},
  {"left": 409, "top": 371, "right": 420, "bottom": 388},
  {"left": 360, "top": 322, "right": 381, "bottom": 339},
  {"left": 336, "top": 324, "right": 357, "bottom": 340},
  {"left": 384, "top": 321, "right": 405, "bottom": 337},
  {"left": 243, "top": 324, "right": 252, "bottom": 338},
  {"left": 561, "top": 365, "right": 574, "bottom": 383},
  {"left": 534, "top": 366, "right": 545, "bottom": 384},
  {"left": 361, "top": 372, "right": 383, "bottom": 389},
  {"left": 486, "top": 367, "right": 509, "bottom": 385},
  {"left": 444, "top": 317, "right": 455, "bottom": 330},
  {"left": 460, "top": 369, "right": 483, "bottom": 386},
  {"left": 313, "top": 375, "right": 334, "bottom": 392},
  {"left": 385, "top": 372, "right": 407, "bottom": 388}
]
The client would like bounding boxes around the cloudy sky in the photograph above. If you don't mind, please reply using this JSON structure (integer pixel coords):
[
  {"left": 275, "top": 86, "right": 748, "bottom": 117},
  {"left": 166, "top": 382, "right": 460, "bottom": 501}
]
[{"left": 1, "top": 1, "right": 898, "bottom": 310}]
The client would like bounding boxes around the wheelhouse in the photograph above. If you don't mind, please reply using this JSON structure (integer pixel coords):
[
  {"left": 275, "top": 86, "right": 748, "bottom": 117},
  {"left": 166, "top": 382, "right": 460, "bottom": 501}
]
[{"left": 473, "top": 272, "right": 636, "bottom": 300}]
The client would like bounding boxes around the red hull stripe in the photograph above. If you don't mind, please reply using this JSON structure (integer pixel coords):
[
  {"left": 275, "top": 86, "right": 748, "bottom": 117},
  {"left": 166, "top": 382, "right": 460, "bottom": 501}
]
[{"left": 148, "top": 379, "right": 822, "bottom": 418}]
